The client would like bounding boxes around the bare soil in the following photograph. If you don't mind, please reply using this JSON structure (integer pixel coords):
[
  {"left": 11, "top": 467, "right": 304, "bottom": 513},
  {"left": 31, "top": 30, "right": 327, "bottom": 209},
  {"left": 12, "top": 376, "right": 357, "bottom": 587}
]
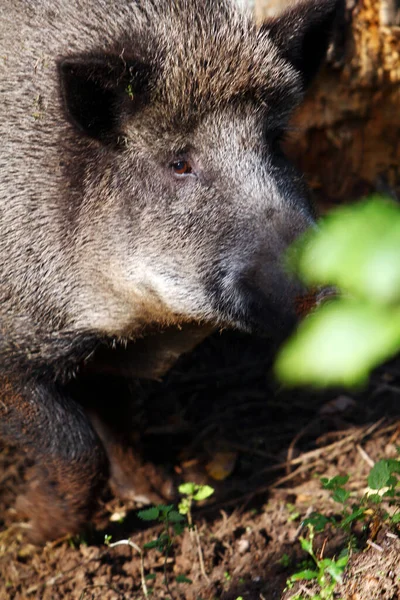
[{"left": 0, "top": 330, "right": 399, "bottom": 600}]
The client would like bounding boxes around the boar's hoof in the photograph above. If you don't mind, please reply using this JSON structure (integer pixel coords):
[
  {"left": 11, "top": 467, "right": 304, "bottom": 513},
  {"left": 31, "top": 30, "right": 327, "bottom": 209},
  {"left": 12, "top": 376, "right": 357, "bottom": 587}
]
[
  {"left": 108, "top": 447, "right": 175, "bottom": 505},
  {"left": 15, "top": 456, "right": 108, "bottom": 544}
]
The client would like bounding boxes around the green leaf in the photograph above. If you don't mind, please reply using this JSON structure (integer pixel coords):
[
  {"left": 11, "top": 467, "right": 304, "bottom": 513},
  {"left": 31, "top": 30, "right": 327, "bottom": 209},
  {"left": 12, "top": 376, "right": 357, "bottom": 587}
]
[
  {"left": 288, "top": 197, "right": 400, "bottom": 305},
  {"left": 326, "top": 560, "right": 347, "bottom": 583},
  {"left": 159, "top": 504, "right": 175, "bottom": 517},
  {"left": 386, "top": 459, "right": 400, "bottom": 474},
  {"left": 178, "top": 499, "right": 190, "bottom": 515},
  {"left": 289, "top": 569, "right": 318, "bottom": 582},
  {"left": 143, "top": 540, "right": 160, "bottom": 549},
  {"left": 168, "top": 510, "right": 186, "bottom": 523},
  {"left": 367, "top": 493, "right": 383, "bottom": 504},
  {"left": 275, "top": 299, "right": 400, "bottom": 387},
  {"left": 145, "top": 574, "right": 156, "bottom": 580},
  {"left": 391, "top": 513, "right": 400, "bottom": 523},
  {"left": 175, "top": 575, "right": 193, "bottom": 584},
  {"left": 299, "top": 537, "right": 313, "bottom": 554},
  {"left": 336, "top": 553, "right": 350, "bottom": 568},
  {"left": 193, "top": 485, "right": 215, "bottom": 501},
  {"left": 173, "top": 523, "right": 185, "bottom": 536},
  {"left": 303, "top": 514, "right": 331, "bottom": 532},
  {"left": 280, "top": 553, "right": 291, "bottom": 567},
  {"left": 340, "top": 507, "right": 366, "bottom": 528},
  {"left": 332, "top": 488, "right": 351, "bottom": 504},
  {"left": 321, "top": 476, "right": 349, "bottom": 490},
  {"left": 387, "top": 475, "right": 398, "bottom": 488},
  {"left": 138, "top": 507, "right": 160, "bottom": 521},
  {"left": 178, "top": 482, "right": 196, "bottom": 496},
  {"left": 368, "top": 461, "right": 391, "bottom": 490}
]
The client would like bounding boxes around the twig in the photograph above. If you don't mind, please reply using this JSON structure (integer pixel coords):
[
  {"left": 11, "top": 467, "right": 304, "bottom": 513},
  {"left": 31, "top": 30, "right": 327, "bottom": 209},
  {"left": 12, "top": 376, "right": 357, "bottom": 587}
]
[
  {"left": 248, "top": 421, "right": 385, "bottom": 490},
  {"left": 319, "top": 537, "right": 328, "bottom": 561},
  {"left": 366, "top": 539, "right": 384, "bottom": 552},
  {"left": 294, "top": 506, "right": 314, "bottom": 540},
  {"left": 162, "top": 537, "right": 178, "bottom": 600},
  {"left": 195, "top": 420, "right": 392, "bottom": 517},
  {"left": 356, "top": 444, "right": 375, "bottom": 468},
  {"left": 353, "top": 561, "right": 378, "bottom": 575},
  {"left": 193, "top": 524, "right": 210, "bottom": 583},
  {"left": 286, "top": 421, "right": 316, "bottom": 475},
  {"left": 270, "top": 460, "right": 325, "bottom": 488},
  {"left": 109, "top": 539, "right": 149, "bottom": 598},
  {"left": 260, "top": 418, "right": 386, "bottom": 478}
]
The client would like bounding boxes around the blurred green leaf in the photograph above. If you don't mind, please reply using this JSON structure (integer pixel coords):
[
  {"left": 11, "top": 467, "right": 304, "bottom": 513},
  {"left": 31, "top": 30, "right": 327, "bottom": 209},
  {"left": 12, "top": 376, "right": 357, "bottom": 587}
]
[
  {"left": 167, "top": 510, "right": 185, "bottom": 523},
  {"left": 138, "top": 507, "right": 160, "bottom": 521},
  {"left": 275, "top": 299, "right": 400, "bottom": 387},
  {"left": 325, "top": 559, "right": 347, "bottom": 583},
  {"left": 193, "top": 485, "right": 214, "bottom": 501},
  {"left": 303, "top": 513, "right": 331, "bottom": 532},
  {"left": 321, "top": 476, "right": 349, "bottom": 490},
  {"left": 287, "top": 197, "right": 400, "bottom": 305},
  {"left": 332, "top": 488, "right": 351, "bottom": 504},
  {"left": 368, "top": 460, "right": 391, "bottom": 490},
  {"left": 178, "top": 482, "right": 196, "bottom": 496},
  {"left": 143, "top": 540, "right": 161, "bottom": 549},
  {"left": 299, "top": 537, "right": 313, "bottom": 554},
  {"left": 289, "top": 569, "right": 318, "bottom": 581},
  {"left": 340, "top": 507, "right": 366, "bottom": 528},
  {"left": 392, "top": 513, "right": 400, "bottom": 523},
  {"left": 175, "top": 575, "right": 193, "bottom": 584}
]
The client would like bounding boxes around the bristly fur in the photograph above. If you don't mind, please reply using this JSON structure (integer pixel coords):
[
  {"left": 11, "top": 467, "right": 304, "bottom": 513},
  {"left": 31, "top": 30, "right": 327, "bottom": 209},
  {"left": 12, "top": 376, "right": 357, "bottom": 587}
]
[
  {"left": 0, "top": 0, "right": 308, "bottom": 376},
  {"left": 0, "top": 0, "right": 340, "bottom": 542}
]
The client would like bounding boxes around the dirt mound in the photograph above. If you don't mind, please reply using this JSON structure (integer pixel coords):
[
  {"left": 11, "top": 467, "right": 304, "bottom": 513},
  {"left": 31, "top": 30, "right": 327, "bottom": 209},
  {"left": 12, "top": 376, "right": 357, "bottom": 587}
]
[{"left": 1, "top": 331, "right": 399, "bottom": 599}]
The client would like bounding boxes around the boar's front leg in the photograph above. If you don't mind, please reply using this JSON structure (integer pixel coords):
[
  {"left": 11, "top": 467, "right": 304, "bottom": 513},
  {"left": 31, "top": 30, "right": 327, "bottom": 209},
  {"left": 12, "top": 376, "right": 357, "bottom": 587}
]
[
  {"left": 81, "top": 324, "right": 213, "bottom": 504},
  {"left": 0, "top": 377, "right": 108, "bottom": 543}
]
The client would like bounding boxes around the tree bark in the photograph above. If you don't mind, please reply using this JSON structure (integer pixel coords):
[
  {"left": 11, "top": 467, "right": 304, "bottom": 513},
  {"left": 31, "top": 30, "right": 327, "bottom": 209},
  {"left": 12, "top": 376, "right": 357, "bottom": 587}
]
[{"left": 255, "top": 0, "right": 400, "bottom": 207}]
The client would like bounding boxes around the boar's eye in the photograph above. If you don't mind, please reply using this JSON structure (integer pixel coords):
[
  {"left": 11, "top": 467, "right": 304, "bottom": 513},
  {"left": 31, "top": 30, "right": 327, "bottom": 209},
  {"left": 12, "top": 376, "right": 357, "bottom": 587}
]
[{"left": 171, "top": 159, "right": 193, "bottom": 177}]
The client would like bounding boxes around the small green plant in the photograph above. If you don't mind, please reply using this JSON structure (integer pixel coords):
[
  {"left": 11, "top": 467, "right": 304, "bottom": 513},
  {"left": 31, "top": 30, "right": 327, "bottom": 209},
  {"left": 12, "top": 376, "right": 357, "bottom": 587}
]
[
  {"left": 305, "top": 458, "right": 400, "bottom": 535},
  {"left": 275, "top": 196, "right": 400, "bottom": 387},
  {"left": 286, "top": 502, "right": 301, "bottom": 522},
  {"left": 286, "top": 524, "right": 349, "bottom": 600},
  {"left": 68, "top": 532, "right": 88, "bottom": 549},
  {"left": 136, "top": 483, "right": 214, "bottom": 598},
  {"left": 287, "top": 457, "right": 400, "bottom": 598},
  {"left": 178, "top": 482, "right": 214, "bottom": 527},
  {"left": 139, "top": 504, "right": 187, "bottom": 552},
  {"left": 280, "top": 553, "right": 291, "bottom": 568}
]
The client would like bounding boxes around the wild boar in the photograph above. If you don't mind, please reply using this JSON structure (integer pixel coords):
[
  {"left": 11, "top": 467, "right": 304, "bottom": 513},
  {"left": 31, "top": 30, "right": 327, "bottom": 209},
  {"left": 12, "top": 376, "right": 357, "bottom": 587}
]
[{"left": 0, "top": 0, "right": 340, "bottom": 541}]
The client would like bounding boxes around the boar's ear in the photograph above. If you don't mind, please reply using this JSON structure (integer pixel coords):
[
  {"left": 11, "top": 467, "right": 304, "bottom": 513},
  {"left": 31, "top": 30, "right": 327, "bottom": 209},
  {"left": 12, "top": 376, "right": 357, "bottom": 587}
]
[
  {"left": 262, "top": 0, "right": 342, "bottom": 88},
  {"left": 58, "top": 55, "right": 149, "bottom": 141}
]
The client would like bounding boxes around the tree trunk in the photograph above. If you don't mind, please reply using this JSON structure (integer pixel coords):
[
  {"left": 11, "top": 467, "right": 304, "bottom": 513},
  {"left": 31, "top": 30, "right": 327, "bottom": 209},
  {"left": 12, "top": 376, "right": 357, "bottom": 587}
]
[{"left": 255, "top": 0, "right": 400, "bottom": 208}]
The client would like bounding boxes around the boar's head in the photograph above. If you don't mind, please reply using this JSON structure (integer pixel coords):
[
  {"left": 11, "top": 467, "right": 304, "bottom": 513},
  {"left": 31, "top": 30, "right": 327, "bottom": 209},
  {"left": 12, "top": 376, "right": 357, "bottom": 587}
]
[{"left": 58, "top": 0, "right": 339, "bottom": 340}]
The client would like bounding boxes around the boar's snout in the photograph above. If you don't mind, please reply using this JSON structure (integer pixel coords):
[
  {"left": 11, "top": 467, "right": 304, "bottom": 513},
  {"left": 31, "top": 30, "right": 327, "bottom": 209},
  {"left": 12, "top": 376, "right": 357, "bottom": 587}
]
[
  {"left": 207, "top": 258, "right": 307, "bottom": 339},
  {"left": 205, "top": 203, "right": 315, "bottom": 337}
]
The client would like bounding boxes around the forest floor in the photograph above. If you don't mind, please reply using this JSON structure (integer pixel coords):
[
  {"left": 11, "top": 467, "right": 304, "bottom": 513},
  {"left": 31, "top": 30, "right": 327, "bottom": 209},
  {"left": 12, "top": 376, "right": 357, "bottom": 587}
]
[{"left": 0, "top": 330, "right": 399, "bottom": 600}]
